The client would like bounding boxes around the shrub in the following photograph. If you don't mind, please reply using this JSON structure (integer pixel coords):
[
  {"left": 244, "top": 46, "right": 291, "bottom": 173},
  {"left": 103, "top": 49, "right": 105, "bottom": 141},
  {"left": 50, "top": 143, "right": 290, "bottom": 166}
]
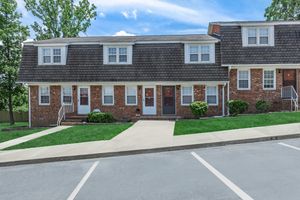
[
  {"left": 190, "top": 101, "right": 208, "bottom": 118},
  {"left": 87, "top": 112, "right": 115, "bottom": 123},
  {"left": 227, "top": 100, "right": 249, "bottom": 116},
  {"left": 256, "top": 100, "right": 270, "bottom": 113}
]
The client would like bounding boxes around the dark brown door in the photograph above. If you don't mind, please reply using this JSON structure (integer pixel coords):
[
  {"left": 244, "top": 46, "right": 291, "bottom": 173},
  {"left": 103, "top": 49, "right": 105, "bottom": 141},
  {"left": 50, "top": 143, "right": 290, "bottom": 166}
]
[
  {"left": 283, "top": 69, "right": 297, "bottom": 89},
  {"left": 162, "top": 86, "right": 175, "bottom": 115}
]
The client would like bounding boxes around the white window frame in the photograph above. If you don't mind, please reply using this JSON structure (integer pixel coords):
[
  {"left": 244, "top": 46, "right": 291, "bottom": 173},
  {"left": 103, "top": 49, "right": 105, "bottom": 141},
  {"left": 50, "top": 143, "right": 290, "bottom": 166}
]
[
  {"left": 181, "top": 85, "right": 194, "bottom": 106},
  {"left": 242, "top": 26, "right": 274, "bottom": 47},
  {"left": 61, "top": 86, "right": 73, "bottom": 105},
  {"left": 38, "top": 46, "right": 67, "bottom": 65},
  {"left": 184, "top": 43, "right": 215, "bottom": 64},
  {"left": 205, "top": 85, "right": 218, "bottom": 106},
  {"left": 103, "top": 45, "right": 132, "bottom": 65},
  {"left": 263, "top": 69, "right": 276, "bottom": 90},
  {"left": 237, "top": 69, "right": 251, "bottom": 90},
  {"left": 39, "top": 85, "right": 50, "bottom": 105},
  {"left": 125, "top": 86, "right": 138, "bottom": 106},
  {"left": 102, "top": 85, "right": 114, "bottom": 105}
]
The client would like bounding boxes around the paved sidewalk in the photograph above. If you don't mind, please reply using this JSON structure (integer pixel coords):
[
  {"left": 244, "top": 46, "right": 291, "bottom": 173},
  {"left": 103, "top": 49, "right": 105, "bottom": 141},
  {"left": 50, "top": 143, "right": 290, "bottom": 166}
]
[
  {"left": 0, "top": 126, "right": 71, "bottom": 150},
  {"left": 0, "top": 121, "right": 300, "bottom": 165}
]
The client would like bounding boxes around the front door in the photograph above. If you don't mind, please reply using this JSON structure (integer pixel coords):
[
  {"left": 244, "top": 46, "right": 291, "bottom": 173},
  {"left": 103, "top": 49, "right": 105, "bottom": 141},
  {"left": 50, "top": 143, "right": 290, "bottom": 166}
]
[
  {"left": 143, "top": 86, "right": 156, "bottom": 115},
  {"left": 78, "top": 86, "right": 90, "bottom": 114},
  {"left": 283, "top": 69, "right": 297, "bottom": 89},
  {"left": 162, "top": 86, "right": 175, "bottom": 115}
]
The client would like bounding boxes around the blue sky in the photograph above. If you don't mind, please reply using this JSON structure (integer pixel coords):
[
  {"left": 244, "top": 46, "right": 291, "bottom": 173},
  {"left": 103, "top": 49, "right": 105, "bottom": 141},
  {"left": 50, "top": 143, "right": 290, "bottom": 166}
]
[{"left": 17, "top": 0, "right": 272, "bottom": 38}]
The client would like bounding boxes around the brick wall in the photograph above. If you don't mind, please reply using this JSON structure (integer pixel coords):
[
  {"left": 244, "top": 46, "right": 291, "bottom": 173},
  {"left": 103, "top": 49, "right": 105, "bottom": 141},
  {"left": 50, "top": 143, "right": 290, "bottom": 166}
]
[
  {"left": 230, "top": 69, "right": 283, "bottom": 112},
  {"left": 30, "top": 85, "right": 61, "bottom": 126}
]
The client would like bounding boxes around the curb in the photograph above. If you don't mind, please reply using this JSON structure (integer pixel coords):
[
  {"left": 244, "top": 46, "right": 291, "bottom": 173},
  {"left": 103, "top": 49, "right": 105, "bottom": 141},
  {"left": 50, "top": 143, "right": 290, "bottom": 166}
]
[{"left": 1, "top": 133, "right": 300, "bottom": 167}]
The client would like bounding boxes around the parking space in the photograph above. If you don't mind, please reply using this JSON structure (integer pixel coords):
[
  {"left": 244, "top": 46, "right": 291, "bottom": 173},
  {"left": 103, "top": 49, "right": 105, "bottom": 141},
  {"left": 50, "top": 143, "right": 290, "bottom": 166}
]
[{"left": 1, "top": 138, "right": 300, "bottom": 200}]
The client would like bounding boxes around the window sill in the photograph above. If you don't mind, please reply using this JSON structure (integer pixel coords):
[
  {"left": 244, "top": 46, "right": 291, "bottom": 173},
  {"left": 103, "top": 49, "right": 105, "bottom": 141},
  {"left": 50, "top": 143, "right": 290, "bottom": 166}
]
[{"left": 39, "top": 103, "right": 50, "bottom": 106}]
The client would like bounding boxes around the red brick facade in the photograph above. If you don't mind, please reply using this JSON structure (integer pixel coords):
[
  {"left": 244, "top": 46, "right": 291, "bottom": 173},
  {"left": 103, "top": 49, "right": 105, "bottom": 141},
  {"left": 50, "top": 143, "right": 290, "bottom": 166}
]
[{"left": 29, "top": 84, "right": 226, "bottom": 126}]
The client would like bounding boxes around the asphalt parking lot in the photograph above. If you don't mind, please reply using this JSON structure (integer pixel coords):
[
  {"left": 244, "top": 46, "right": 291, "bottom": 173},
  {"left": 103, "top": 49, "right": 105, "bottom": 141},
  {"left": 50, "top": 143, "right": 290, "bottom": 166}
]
[{"left": 1, "top": 138, "right": 300, "bottom": 200}]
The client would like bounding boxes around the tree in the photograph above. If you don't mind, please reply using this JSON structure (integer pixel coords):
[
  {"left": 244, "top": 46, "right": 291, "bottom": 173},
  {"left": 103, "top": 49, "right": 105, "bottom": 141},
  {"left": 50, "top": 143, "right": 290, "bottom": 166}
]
[
  {"left": 265, "top": 0, "right": 300, "bottom": 20},
  {"left": 25, "top": 0, "right": 97, "bottom": 40},
  {"left": 0, "top": 0, "right": 29, "bottom": 125}
]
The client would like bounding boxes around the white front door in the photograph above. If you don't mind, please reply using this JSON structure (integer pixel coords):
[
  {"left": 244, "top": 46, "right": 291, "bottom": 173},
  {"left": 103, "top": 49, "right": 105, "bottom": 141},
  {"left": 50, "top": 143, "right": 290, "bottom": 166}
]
[
  {"left": 78, "top": 86, "right": 90, "bottom": 114},
  {"left": 143, "top": 86, "right": 156, "bottom": 115}
]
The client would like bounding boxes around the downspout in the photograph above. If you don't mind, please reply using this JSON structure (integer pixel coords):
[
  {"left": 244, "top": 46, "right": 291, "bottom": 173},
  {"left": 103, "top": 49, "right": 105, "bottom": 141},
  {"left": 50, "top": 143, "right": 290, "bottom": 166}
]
[
  {"left": 28, "top": 85, "right": 31, "bottom": 128},
  {"left": 222, "top": 84, "right": 225, "bottom": 116},
  {"left": 227, "top": 66, "right": 232, "bottom": 116}
]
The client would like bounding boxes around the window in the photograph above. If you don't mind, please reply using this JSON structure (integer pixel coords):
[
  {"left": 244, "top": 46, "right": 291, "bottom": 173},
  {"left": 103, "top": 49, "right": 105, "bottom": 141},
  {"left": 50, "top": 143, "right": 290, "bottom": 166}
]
[
  {"left": 39, "top": 86, "right": 50, "bottom": 105},
  {"left": 181, "top": 86, "right": 193, "bottom": 105},
  {"left": 206, "top": 86, "right": 218, "bottom": 106},
  {"left": 238, "top": 70, "right": 250, "bottom": 90},
  {"left": 263, "top": 70, "right": 276, "bottom": 90},
  {"left": 125, "top": 86, "right": 137, "bottom": 105},
  {"left": 39, "top": 47, "right": 66, "bottom": 65},
  {"left": 104, "top": 46, "right": 132, "bottom": 64},
  {"left": 185, "top": 44, "right": 215, "bottom": 64},
  {"left": 242, "top": 26, "right": 274, "bottom": 47},
  {"left": 62, "top": 86, "right": 72, "bottom": 105},
  {"left": 102, "top": 86, "right": 114, "bottom": 105}
]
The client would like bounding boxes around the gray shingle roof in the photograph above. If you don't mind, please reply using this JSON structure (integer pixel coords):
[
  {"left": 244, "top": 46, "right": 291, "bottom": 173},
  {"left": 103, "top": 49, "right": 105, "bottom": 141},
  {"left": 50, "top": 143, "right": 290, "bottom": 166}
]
[{"left": 19, "top": 43, "right": 228, "bottom": 82}]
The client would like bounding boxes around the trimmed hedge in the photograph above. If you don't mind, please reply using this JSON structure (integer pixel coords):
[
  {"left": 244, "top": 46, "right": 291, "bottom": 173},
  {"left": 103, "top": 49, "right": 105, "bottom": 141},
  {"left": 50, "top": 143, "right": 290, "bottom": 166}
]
[
  {"left": 190, "top": 101, "right": 208, "bottom": 118},
  {"left": 256, "top": 100, "right": 270, "bottom": 113},
  {"left": 227, "top": 100, "right": 249, "bottom": 116},
  {"left": 87, "top": 112, "right": 115, "bottom": 123}
]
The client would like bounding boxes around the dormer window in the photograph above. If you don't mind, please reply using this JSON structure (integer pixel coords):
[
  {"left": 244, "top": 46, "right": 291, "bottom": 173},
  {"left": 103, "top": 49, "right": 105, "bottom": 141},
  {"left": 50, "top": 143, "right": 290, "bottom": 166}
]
[
  {"left": 242, "top": 26, "right": 274, "bottom": 47},
  {"left": 38, "top": 46, "right": 67, "bottom": 65},
  {"left": 104, "top": 45, "right": 132, "bottom": 64},
  {"left": 184, "top": 43, "right": 215, "bottom": 64}
]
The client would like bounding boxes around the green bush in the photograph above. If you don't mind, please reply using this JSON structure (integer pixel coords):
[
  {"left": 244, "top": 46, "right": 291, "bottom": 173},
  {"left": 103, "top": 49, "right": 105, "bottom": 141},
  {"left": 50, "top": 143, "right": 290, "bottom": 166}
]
[
  {"left": 87, "top": 112, "right": 115, "bottom": 123},
  {"left": 227, "top": 100, "right": 249, "bottom": 116},
  {"left": 256, "top": 100, "right": 270, "bottom": 113},
  {"left": 190, "top": 101, "right": 208, "bottom": 118}
]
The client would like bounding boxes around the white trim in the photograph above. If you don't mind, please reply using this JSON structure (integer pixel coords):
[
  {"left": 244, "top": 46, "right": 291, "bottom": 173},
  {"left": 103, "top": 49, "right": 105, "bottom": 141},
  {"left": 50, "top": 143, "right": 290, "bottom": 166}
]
[
  {"left": 263, "top": 69, "right": 276, "bottom": 90},
  {"left": 205, "top": 85, "right": 218, "bottom": 106},
  {"left": 242, "top": 26, "right": 274, "bottom": 47},
  {"left": 102, "top": 85, "right": 114, "bottom": 105},
  {"left": 181, "top": 85, "right": 194, "bottom": 106},
  {"left": 103, "top": 45, "right": 132, "bottom": 65},
  {"left": 184, "top": 43, "right": 215, "bottom": 64},
  {"left": 125, "top": 85, "right": 138, "bottom": 106},
  {"left": 26, "top": 81, "right": 228, "bottom": 86},
  {"left": 61, "top": 85, "right": 73, "bottom": 105},
  {"left": 227, "top": 64, "right": 300, "bottom": 69},
  {"left": 237, "top": 69, "right": 251, "bottom": 90},
  {"left": 212, "top": 21, "right": 300, "bottom": 26},
  {"left": 28, "top": 86, "right": 31, "bottom": 128},
  {"left": 33, "top": 43, "right": 68, "bottom": 47},
  {"left": 142, "top": 86, "right": 156, "bottom": 115},
  {"left": 38, "top": 46, "right": 67, "bottom": 65},
  {"left": 77, "top": 86, "right": 91, "bottom": 114},
  {"left": 39, "top": 85, "right": 50, "bottom": 106}
]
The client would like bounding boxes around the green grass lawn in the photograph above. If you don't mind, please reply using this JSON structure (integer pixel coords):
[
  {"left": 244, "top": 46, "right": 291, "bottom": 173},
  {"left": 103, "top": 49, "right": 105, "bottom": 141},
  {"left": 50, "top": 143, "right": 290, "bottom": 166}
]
[
  {"left": 0, "top": 122, "right": 47, "bottom": 143},
  {"left": 174, "top": 112, "right": 300, "bottom": 135},
  {"left": 6, "top": 123, "right": 133, "bottom": 150}
]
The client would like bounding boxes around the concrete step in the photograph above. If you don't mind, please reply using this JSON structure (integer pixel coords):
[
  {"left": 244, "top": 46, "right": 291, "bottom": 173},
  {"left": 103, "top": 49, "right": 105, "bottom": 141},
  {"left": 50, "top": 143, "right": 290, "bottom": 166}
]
[
  {"left": 61, "top": 121, "right": 87, "bottom": 126},
  {"left": 139, "top": 115, "right": 181, "bottom": 121}
]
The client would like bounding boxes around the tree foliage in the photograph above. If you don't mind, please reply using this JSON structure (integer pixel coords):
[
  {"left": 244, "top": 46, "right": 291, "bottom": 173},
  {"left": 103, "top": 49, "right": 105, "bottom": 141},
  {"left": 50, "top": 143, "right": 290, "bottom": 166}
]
[
  {"left": 0, "top": 0, "right": 29, "bottom": 124},
  {"left": 265, "top": 0, "right": 300, "bottom": 20},
  {"left": 25, "top": 0, "right": 97, "bottom": 40}
]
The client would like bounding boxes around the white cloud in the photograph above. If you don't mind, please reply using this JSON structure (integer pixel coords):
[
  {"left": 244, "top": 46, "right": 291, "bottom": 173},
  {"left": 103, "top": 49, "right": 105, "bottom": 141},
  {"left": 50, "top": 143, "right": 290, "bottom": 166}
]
[
  {"left": 90, "top": 0, "right": 235, "bottom": 26},
  {"left": 99, "top": 12, "right": 106, "bottom": 18},
  {"left": 113, "top": 30, "right": 135, "bottom": 36},
  {"left": 121, "top": 9, "right": 138, "bottom": 20}
]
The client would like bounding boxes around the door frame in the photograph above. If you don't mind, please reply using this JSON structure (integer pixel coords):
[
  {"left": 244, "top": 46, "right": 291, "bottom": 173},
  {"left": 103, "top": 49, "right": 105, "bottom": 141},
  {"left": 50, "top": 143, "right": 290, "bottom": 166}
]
[
  {"left": 282, "top": 69, "right": 297, "bottom": 91},
  {"left": 142, "top": 86, "right": 156, "bottom": 115},
  {"left": 162, "top": 85, "right": 176, "bottom": 115},
  {"left": 77, "top": 86, "right": 91, "bottom": 115}
]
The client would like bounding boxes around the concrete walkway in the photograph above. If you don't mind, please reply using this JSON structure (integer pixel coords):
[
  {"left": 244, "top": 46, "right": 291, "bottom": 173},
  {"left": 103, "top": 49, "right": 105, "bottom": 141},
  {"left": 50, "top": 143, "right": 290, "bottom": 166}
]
[
  {"left": 0, "top": 126, "right": 71, "bottom": 150},
  {"left": 1, "top": 121, "right": 300, "bottom": 165}
]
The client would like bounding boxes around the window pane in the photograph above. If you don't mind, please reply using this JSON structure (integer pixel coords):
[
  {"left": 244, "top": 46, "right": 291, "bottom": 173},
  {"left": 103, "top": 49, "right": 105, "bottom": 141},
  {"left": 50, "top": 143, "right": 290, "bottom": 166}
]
[
  {"left": 108, "top": 48, "right": 116, "bottom": 55},
  {"left": 189, "top": 46, "right": 198, "bottom": 54},
  {"left": 201, "top": 54, "right": 210, "bottom": 61},
  {"left": 104, "top": 96, "right": 113, "bottom": 104},
  {"left": 42, "top": 48, "right": 50, "bottom": 56},
  {"left": 119, "top": 48, "right": 127, "bottom": 55},
  {"left": 63, "top": 87, "right": 72, "bottom": 96},
  {"left": 43, "top": 56, "right": 51, "bottom": 63},
  {"left": 239, "top": 80, "right": 249, "bottom": 88},
  {"left": 259, "top": 28, "right": 268, "bottom": 36},
  {"left": 248, "top": 37, "right": 257, "bottom": 44},
  {"left": 248, "top": 29, "right": 256, "bottom": 37},
  {"left": 239, "top": 71, "right": 249, "bottom": 80},
  {"left": 201, "top": 46, "right": 209, "bottom": 54},
  {"left": 190, "top": 54, "right": 198, "bottom": 62},
  {"left": 53, "top": 48, "right": 61, "bottom": 55},
  {"left": 41, "top": 96, "right": 50, "bottom": 104},
  {"left": 53, "top": 56, "right": 61, "bottom": 63},
  {"left": 207, "top": 86, "right": 217, "bottom": 95},
  {"left": 63, "top": 96, "right": 72, "bottom": 103},
  {"left": 183, "top": 96, "right": 192, "bottom": 104},
  {"left": 127, "top": 87, "right": 136, "bottom": 96},
  {"left": 119, "top": 55, "right": 127, "bottom": 62},
  {"left": 207, "top": 96, "right": 217, "bottom": 104},
  {"left": 40, "top": 86, "right": 49, "bottom": 95},
  {"left": 109, "top": 55, "right": 117, "bottom": 63},
  {"left": 260, "top": 37, "right": 268, "bottom": 44},
  {"left": 104, "top": 86, "right": 113, "bottom": 95},
  {"left": 127, "top": 96, "right": 136, "bottom": 104},
  {"left": 182, "top": 86, "right": 192, "bottom": 95},
  {"left": 264, "top": 70, "right": 275, "bottom": 89}
]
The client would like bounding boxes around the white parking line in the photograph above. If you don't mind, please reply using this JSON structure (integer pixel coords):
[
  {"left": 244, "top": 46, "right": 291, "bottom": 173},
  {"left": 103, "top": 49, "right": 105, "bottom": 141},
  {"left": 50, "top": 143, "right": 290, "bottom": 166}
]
[
  {"left": 67, "top": 161, "right": 99, "bottom": 200},
  {"left": 278, "top": 142, "right": 300, "bottom": 151},
  {"left": 191, "top": 152, "right": 254, "bottom": 200}
]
